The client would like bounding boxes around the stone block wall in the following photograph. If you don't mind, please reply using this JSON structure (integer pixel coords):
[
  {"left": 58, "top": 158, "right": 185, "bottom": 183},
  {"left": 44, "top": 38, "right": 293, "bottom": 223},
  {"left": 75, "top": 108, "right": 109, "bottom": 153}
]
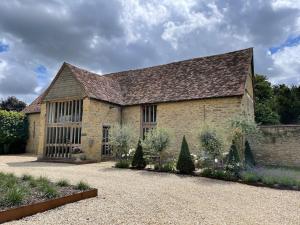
[
  {"left": 25, "top": 113, "right": 40, "bottom": 154},
  {"left": 81, "top": 98, "right": 121, "bottom": 160},
  {"left": 157, "top": 97, "right": 245, "bottom": 155},
  {"left": 250, "top": 125, "right": 300, "bottom": 168}
]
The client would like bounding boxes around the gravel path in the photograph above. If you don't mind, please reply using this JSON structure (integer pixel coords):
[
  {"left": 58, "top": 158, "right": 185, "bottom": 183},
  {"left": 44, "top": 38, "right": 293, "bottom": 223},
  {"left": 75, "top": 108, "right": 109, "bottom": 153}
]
[{"left": 0, "top": 155, "right": 300, "bottom": 225}]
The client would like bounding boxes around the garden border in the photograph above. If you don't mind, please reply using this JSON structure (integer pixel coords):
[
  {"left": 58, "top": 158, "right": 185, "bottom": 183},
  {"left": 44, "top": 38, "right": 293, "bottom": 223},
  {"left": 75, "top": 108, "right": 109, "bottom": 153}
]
[
  {"left": 0, "top": 188, "right": 98, "bottom": 224},
  {"left": 125, "top": 167, "right": 300, "bottom": 191}
]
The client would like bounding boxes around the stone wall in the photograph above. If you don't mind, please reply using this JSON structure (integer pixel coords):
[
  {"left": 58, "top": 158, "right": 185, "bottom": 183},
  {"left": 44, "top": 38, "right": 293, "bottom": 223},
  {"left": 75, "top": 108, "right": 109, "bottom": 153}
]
[
  {"left": 250, "top": 125, "right": 300, "bottom": 168},
  {"left": 25, "top": 113, "right": 40, "bottom": 154},
  {"left": 157, "top": 97, "right": 246, "bottom": 155},
  {"left": 81, "top": 98, "right": 121, "bottom": 161},
  {"left": 37, "top": 103, "right": 47, "bottom": 158}
]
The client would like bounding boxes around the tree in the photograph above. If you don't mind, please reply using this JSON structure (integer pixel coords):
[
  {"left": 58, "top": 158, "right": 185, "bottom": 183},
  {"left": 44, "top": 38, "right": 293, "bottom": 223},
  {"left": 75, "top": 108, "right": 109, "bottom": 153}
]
[
  {"left": 254, "top": 74, "right": 274, "bottom": 102},
  {"left": 109, "top": 123, "right": 136, "bottom": 161},
  {"left": 273, "top": 84, "right": 300, "bottom": 124},
  {"left": 245, "top": 140, "right": 255, "bottom": 166},
  {"left": 131, "top": 139, "right": 146, "bottom": 169},
  {"left": 0, "top": 96, "right": 26, "bottom": 112},
  {"left": 226, "top": 143, "right": 240, "bottom": 167},
  {"left": 255, "top": 103, "right": 280, "bottom": 125},
  {"left": 254, "top": 75, "right": 279, "bottom": 125},
  {"left": 142, "top": 128, "right": 169, "bottom": 170},
  {"left": 176, "top": 136, "right": 195, "bottom": 174}
]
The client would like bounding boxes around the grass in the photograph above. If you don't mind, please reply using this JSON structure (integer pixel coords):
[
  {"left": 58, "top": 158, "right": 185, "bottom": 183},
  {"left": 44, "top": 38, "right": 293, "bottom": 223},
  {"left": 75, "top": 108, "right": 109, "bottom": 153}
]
[
  {"left": 56, "top": 179, "right": 70, "bottom": 187},
  {"left": 75, "top": 181, "right": 90, "bottom": 190},
  {"left": 0, "top": 172, "right": 93, "bottom": 209},
  {"left": 4, "top": 186, "right": 26, "bottom": 206}
]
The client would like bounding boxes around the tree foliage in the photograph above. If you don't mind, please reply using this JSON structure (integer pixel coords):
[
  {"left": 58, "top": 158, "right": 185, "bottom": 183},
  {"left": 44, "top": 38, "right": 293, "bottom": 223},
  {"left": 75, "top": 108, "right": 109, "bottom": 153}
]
[
  {"left": 273, "top": 84, "right": 300, "bottom": 124},
  {"left": 0, "top": 110, "right": 28, "bottom": 154},
  {"left": 245, "top": 140, "right": 255, "bottom": 166},
  {"left": 108, "top": 123, "right": 136, "bottom": 160},
  {"left": 0, "top": 96, "right": 26, "bottom": 112},
  {"left": 254, "top": 74, "right": 300, "bottom": 125},
  {"left": 131, "top": 139, "right": 146, "bottom": 169},
  {"left": 176, "top": 136, "right": 195, "bottom": 174},
  {"left": 199, "top": 127, "right": 223, "bottom": 159},
  {"left": 226, "top": 143, "right": 240, "bottom": 166},
  {"left": 142, "top": 128, "right": 169, "bottom": 169}
]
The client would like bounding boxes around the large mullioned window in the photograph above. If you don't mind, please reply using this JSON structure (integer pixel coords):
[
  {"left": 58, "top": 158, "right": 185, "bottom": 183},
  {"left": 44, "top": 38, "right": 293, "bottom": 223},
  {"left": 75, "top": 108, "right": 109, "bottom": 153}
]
[{"left": 45, "top": 99, "right": 83, "bottom": 158}]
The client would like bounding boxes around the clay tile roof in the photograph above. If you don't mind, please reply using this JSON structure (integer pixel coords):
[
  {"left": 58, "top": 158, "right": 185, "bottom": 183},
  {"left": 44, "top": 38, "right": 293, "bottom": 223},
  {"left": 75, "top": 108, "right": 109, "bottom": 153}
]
[
  {"left": 22, "top": 94, "right": 43, "bottom": 114},
  {"left": 24, "top": 48, "right": 253, "bottom": 114}
]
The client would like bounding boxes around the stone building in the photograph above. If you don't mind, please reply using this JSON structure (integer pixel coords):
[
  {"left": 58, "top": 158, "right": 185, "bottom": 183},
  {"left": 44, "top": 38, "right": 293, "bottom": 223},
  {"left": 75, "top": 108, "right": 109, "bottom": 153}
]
[{"left": 23, "top": 48, "right": 254, "bottom": 161}]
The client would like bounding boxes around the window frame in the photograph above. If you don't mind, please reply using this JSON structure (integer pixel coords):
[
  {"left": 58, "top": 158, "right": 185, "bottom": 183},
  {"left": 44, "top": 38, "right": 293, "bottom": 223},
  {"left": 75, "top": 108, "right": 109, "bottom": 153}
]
[
  {"left": 101, "top": 125, "right": 112, "bottom": 156},
  {"left": 141, "top": 104, "right": 157, "bottom": 138}
]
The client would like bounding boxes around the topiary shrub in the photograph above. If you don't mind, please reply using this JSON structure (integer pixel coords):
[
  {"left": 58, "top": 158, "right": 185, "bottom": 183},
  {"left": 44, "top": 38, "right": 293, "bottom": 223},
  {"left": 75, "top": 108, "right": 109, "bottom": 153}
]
[
  {"left": 131, "top": 139, "right": 146, "bottom": 169},
  {"left": 176, "top": 136, "right": 195, "bottom": 174},
  {"left": 226, "top": 143, "right": 240, "bottom": 176},
  {"left": 245, "top": 140, "right": 255, "bottom": 166},
  {"left": 227, "top": 143, "right": 240, "bottom": 165}
]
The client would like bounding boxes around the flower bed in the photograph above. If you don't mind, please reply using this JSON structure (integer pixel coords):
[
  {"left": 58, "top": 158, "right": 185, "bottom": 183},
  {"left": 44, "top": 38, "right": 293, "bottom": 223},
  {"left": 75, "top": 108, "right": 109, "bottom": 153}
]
[{"left": 0, "top": 172, "right": 97, "bottom": 223}]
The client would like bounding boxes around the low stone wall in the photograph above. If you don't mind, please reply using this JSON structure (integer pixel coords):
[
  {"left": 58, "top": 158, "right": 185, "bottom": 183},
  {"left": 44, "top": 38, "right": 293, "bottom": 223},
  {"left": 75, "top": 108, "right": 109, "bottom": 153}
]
[{"left": 250, "top": 125, "right": 300, "bottom": 168}]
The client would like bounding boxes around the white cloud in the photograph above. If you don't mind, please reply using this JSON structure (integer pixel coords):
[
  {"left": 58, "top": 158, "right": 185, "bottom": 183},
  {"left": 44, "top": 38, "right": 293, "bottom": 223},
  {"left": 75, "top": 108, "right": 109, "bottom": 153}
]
[
  {"left": 0, "top": 60, "right": 8, "bottom": 80},
  {"left": 0, "top": 0, "right": 300, "bottom": 104},
  {"left": 161, "top": 2, "right": 224, "bottom": 49},
  {"left": 270, "top": 44, "right": 300, "bottom": 84},
  {"left": 120, "top": 0, "right": 169, "bottom": 44},
  {"left": 272, "top": 0, "right": 300, "bottom": 10}
]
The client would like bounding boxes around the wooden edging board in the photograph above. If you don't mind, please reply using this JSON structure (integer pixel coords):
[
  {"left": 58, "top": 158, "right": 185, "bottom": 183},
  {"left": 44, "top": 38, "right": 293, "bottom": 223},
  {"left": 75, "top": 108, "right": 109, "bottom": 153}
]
[{"left": 0, "top": 189, "right": 98, "bottom": 224}]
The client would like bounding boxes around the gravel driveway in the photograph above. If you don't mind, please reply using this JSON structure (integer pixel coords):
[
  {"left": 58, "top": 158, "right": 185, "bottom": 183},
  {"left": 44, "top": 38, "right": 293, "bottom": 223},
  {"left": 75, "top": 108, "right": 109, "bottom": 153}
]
[{"left": 0, "top": 155, "right": 300, "bottom": 225}]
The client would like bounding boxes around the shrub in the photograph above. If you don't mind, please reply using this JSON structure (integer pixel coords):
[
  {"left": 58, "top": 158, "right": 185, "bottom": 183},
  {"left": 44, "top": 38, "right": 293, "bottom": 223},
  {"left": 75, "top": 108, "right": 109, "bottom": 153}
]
[
  {"left": 261, "top": 176, "right": 276, "bottom": 185},
  {"left": 4, "top": 185, "right": 26, "bottom": 206},
  {"left": 76, "top": 181, "right": 90, "bottom": 190},
  {"left": 200, "top": 168, "right": 237, "bottom": 181},
  {"left": 142, "top": 128, "right": 170, "bottom": 170},
  {"left": 277, "top": 176, "right": 297, "bottom": 187},
  {"left": 199, "top": 129, "right": 223, "bottom": 158},
  {"left": 154, "top": 160, "right": 176, "bottom": 172},
  {"left": 245, "top": 140, "right": 255, "bottom": 166},
  {"left": 201, "top": 168, "right": 214, "bottom": 177},
  {"left": 0, "top": 110, "right": 28, "bottom": 154},
  {"left": 56, "top": 179, "right": 70, "bottom": 187},
  {"left": 131, "top": 139, "right": 146, "bottom": 169},
  {"left": 109, "top": 123, "right": 136, "bottom": 160},
  {"left": 226, "top": 143, "right": 240, "bottom": 171},
  {"left": 115, "top": 160, "right": 130, "bottom": 168},
  {"left": 176, "top": 136, "right": 195, "bottom": 174},
  {"left": 240, "top": 171, "right": 260, "bottom": 183},
  {"left": 198, "top": 126, "right": 224, "bottom": 168}
]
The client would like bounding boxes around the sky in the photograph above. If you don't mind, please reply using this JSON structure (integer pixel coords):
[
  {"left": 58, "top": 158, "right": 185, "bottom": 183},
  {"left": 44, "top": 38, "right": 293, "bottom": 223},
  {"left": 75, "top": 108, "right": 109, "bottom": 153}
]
[{"left": 0, "top": 0, "right": 300, "bottom": 104}]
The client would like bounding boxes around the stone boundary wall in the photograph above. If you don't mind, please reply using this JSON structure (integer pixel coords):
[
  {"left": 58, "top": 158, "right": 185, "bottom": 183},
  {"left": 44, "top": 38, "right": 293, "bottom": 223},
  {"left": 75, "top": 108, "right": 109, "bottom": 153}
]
[{"left": 250, "top": 125, "right": 300, "bottom": 168}]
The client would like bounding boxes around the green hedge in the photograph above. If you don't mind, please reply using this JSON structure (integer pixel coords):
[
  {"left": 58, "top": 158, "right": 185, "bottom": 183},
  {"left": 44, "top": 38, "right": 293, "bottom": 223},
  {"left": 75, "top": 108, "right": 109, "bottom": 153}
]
[{"left": 0, "top": 110, "right": 28, "bottom": 154}]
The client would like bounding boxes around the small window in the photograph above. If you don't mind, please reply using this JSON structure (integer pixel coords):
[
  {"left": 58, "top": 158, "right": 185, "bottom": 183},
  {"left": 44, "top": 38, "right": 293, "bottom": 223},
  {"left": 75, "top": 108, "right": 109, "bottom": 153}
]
[
  {"left": 33, "top": 121, "right": 36, "bottom": 138},
  {"left": 141, "top": 105, "right": 157, "bottom": 138},
  {"left": 102, "top": 126, "right": 112, "bottom": 156}
]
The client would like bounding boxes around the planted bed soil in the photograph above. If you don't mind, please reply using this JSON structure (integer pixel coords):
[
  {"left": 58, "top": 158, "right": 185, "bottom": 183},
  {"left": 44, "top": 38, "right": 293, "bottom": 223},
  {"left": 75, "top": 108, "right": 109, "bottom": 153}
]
[
  {"left": 0, "top": 173, "right": 93, "bottom": 212},
  {"left": 0, "top": 185, "right": 85, "bottom": 212}
]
